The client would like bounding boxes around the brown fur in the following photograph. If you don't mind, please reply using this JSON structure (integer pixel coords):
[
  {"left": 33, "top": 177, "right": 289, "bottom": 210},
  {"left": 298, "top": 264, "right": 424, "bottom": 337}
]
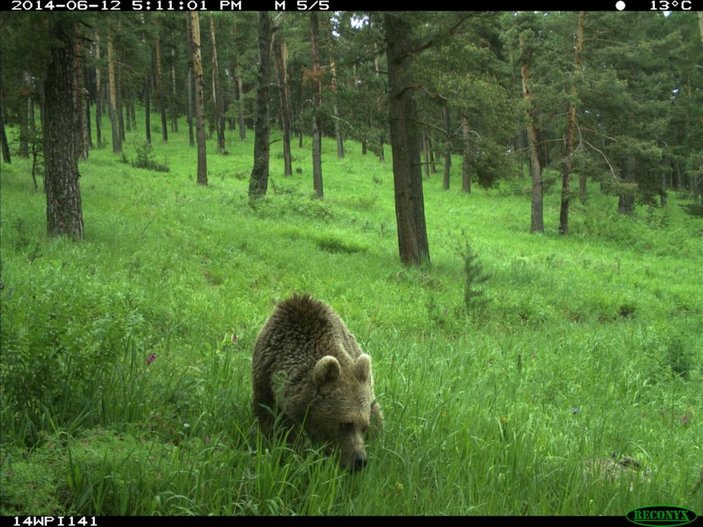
[{"left": 252, "top": 294, "right": 383, "bottom": 471}]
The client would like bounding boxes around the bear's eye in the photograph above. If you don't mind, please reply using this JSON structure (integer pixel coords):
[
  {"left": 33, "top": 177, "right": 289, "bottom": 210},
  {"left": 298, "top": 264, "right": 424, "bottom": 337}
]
[{"left": 340, "top": 422, "right": 354, "bottom": 433}]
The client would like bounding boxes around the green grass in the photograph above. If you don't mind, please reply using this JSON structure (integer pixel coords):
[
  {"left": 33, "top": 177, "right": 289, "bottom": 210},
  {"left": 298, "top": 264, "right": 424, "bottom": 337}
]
[{"left": 1, "top": 117, "right": 702, "bottom": 515}]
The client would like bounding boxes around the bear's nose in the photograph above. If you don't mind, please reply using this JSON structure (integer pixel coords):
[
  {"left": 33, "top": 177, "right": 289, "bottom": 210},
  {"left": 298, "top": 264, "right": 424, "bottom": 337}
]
[{"left": 351, "top": 452, "right": 368, "bottom": 471}]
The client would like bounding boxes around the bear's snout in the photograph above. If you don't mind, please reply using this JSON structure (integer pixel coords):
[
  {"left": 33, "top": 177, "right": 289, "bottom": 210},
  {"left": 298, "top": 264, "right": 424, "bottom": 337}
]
[{"left": 351, "top": 451, "right": 368, "bottom": 472}]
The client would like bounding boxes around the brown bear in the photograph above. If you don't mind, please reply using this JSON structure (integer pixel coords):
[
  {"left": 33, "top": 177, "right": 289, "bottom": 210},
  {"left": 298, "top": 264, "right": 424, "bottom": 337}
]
[{"left": 252, "top": 294, "right": 382, "bottom": 471}]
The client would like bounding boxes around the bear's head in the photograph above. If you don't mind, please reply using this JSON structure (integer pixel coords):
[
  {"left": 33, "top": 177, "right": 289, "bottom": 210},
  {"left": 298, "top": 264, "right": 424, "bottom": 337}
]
[{"left": 305, "top": 353, "right": 381, "bottom": 471}]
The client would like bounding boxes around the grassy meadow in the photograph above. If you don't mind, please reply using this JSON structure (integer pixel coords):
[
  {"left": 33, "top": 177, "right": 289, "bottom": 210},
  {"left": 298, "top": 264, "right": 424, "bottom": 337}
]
[{"left": 1, "top": 118, "right": 702, "bottom": 516}]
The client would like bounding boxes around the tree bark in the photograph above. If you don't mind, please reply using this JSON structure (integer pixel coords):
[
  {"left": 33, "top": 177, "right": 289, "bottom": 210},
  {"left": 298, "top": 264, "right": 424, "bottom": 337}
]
[
  {"left": 233, "top": 61, "right": 246, "bottom": 141},
  {"left": 353, "top": 64, "right": 367, "bottom": 156},
  {"left": 170, "top": 48, "right": 178, "bottom": 133},
  {"left": 248, "top": 11, "right": 273, "bottom": 199},
  {"left": 189, "top": 12, "right": 207, "bottom": 186},
  {"left": 0, "top": 55, "right": 11, "bottom": 164},
  {"left": 0, "top": 105, "right": 10, "bottom": 164},
  {"left": 132, "top": 94, "right": 137, "bottom": 130},
  {"left": 442, "top": 104, "right": 451, "bottom": 190},
  {"left": 18, "top": 72, "right": 30, "bottom": 158},
  {"left": 145, "top": 72, "right": 153, "bottom": 145},
  {"left": 29, "top": 82, "right": 39, "bottom": 188},
  {"left": 124, "top": 93, "right": 132, "bottom": 132},
  {"left": 374, "top": 53, "right": 385, "bottom": 162},
  {"left": 85, "top": 75, "right": 92, "bottom": 149},
  {"left": 461, "top": 114, "right": 471, "bottom": 194},
  {"left": 230, "top": 18, "right": 246, "bottom": 141},
  {"left": 327, "top": 20, "right": 344, "bottom": 160},
  {"left": 310, "top": 12, "right": 324, "bottom": 199},
  {"left": 107, "top": 23, "right": 121, "bottom": 154},
  {"left": 520, "top": 33, "right": 544, "bottom": 234},
  {"left": 44, "top": 18, "right": 84, "bottom": 240},
  {"left": 618, "top": 154, "right": 636, "bottom": 214},
  {"left": 116, "top": 59, "right": 125, "bottom": 142},
  {"left": 559, "top": 11, "right": 585, "bottom": 235},
  {"left": 660, "top": 171, "right": 667, "bottom": 207},
  {"left": 384, "top": 13, "right": 430, "bottom": 266},
  {"left": 210, "top": 15, "right": 226, "bottom": 154},
  {"left": 73, "top": 26, "right": 89, "bottom": 161},
  {"left": 154, "top": 26, "right": 168, "bottom": 144},
  {"left": 298, "top": 66, "right": 304, "bottom": 148},
  {"left": 186, "top": 67, "right": 194, "bottom": 146},
  {"left": 94, "top": 29, "right": 103, "bottom": 148},
  {"left": 28, "top": 85, "right": 37, "bottom": 150},
  {"left": 273, "top": 32, "right": 293, "bottom": 176}
]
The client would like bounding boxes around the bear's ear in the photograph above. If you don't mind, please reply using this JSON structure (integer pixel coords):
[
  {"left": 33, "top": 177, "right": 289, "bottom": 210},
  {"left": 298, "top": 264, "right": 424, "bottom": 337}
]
[
  {"left": 313, "top": 355, "right": 341, "bottom": 387},
  {"left": 354, "top": 354, "right": 371, "bottom": 382}
]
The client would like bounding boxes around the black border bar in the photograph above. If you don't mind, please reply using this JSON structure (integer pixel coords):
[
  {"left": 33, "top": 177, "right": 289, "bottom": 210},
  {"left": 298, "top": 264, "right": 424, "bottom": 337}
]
[{"left": 4, "top": 0, "right": 701, "bottom": 11}]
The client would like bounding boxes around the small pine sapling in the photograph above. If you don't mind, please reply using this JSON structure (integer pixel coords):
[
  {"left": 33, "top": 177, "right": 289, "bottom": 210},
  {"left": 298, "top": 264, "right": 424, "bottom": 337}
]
[{"left": 458, "top": 235, "right": 490, "bottom": 313}]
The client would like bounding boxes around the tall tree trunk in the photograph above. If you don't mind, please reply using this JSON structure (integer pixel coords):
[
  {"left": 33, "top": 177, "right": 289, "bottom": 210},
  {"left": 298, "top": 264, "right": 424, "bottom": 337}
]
[
  {"left": 353, "top": 64, "right": 367, "bottom": 156},
  {"left": 660, "top": 171, "right": 668, "bottom": 207},
  {"left": 154, "top": 29, "right": 168, "bottom": 143},
  {"left": 442, "top": 104, "right": 451, "bottom": 190},
  {"left": 618, "top": 154, "right": 636, "bottom": 214},
  {"left": 124, "top": 93, "right": 132, "bottom": 132},
  {"left": 189, "top": 12, "right": 207, "bottom": 186},
  {"left": 327, "top": 21, "right": 344, "bottom": 160},
  {"left": 384, "top": 13, "right": 430, "bottom": 266},
  {"left": 274, "top": 33, "right": 293, "bottom": 176},
  {"left": 28, "top": 86, "right": 36, "bottom": 148},
  {"left": 18, "top": 72, "right": 31, "bottom": 158},
  {"left": 73, "top": 26, "right": 89, "bottom": 161},
  {"left": 230, "top": 18, "right": 246, "bottom": 141},
  {"left": 671, "top": 159, "right": 679, "bottom": 191},
  {"left": 116, "top": 62, "right": 125, "bottom": 143},
  {"left": 145, "top": 72, "right": 153, "bottom": 145},
  {"left": 94, "top": 29, "right": 103, "bottom": 148},
  {"left": 310, "top": 12, "right": 324, "bottom": 199},
  {"left": 461, "top": 114, "right": 471, "bottom": 194},
  {"left": 154, "top": 27, "right": 167, "bottom": 143},
  {"left": 249, "top": 12, "right": 273, "bottom": 199},
  {"left": 129, "top": 94, "right": 137, "bottom": 131},
  {"left": 29, "top": 89, "right": 39, "bottom": 189},
  {"left": 210, "top": 15, "right": 226, "bottom": 154},
  {"left": 559, "top": 11, "right": 585, "bottom": 235},
  {"left": 44, "top": 18, "right": 84, "bottom": 240},
  {"left": 0, "top": 55, "right": 11, "bottom": 164},
  {"left": 0, "top": 107, "right": 10, "bottom": 164},
  {"left": 107, "top": 23, "right": 121, "bottom": 154},
  {"left": 186, "top": 68, "right": 194, "bottom": 146},
  {"left": 85, "top": 71, "right": 92, "bottom": 149},
  {"left": 298, "top": 67, "right": 304, "bottom": 148},
  {"left": 520, "top": 33, "right": 544, "bottom": 234},
  {"left": 235, "top": 63, "right": 246, "bottom": 141},
  {"left": 170, "top": 48, "right": 178, "bottom": 133},
  {"left": 374, "top": 53, "right": 385, "bottom": 162}
]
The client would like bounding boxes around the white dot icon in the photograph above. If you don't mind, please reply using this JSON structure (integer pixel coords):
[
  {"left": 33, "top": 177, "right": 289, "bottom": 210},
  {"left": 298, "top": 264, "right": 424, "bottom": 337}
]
[{"left": 615, "top": 0, "right": 626, "bottom": 9}]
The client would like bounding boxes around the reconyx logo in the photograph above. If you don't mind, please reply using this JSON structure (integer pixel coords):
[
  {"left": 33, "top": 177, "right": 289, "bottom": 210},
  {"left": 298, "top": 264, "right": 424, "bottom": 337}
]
[{"left": 626, "top": 506, "right": 698, "bottom": 527}]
